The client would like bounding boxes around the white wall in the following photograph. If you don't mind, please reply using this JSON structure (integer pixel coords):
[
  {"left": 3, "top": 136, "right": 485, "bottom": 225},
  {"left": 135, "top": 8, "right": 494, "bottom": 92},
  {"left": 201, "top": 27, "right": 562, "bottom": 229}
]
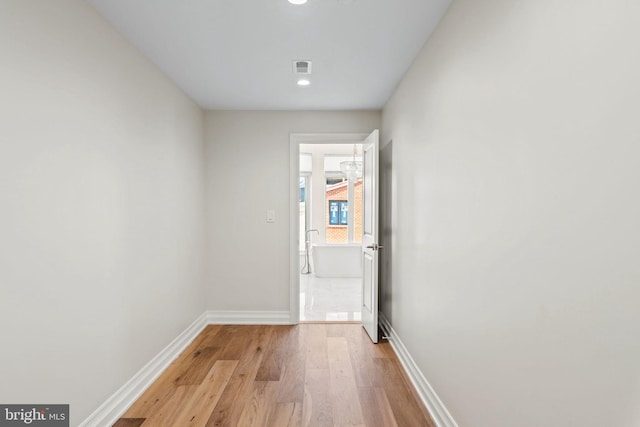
[
  {"left": 204, "top": 111, "right": 379, "bottom": 311},
  {"left": 0, "top": 1, "right": 206, "bottom": 424},
  {"left": 382, "top": 0, "right": 640, "bottom": 426}
]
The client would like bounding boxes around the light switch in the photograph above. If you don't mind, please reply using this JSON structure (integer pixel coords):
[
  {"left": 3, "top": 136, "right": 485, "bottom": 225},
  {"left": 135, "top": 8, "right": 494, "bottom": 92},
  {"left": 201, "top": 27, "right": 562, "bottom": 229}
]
[{"left": 266, "top": 210, "right": 275, "bottom": 223}]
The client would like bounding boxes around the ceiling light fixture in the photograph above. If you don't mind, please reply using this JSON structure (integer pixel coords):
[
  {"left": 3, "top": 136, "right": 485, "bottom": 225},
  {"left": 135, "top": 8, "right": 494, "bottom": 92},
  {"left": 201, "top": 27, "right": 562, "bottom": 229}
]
[
  {"left": 340, "top": 145, "right": 363, "bottom": 178},
  {"left": 297, "top": 79, "right": 310, "bottom": 86},
  {"left": 288, "top": 0, "right": 307, "bottom": 4}
]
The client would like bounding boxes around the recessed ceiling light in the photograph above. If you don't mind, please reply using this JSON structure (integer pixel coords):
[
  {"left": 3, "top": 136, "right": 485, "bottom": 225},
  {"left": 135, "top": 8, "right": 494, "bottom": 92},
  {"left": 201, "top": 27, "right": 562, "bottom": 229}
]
[
  {"left": 297, "top": 79, "right": 310, "bottom": 86},
  {"left": 288, "top": 0, "right": 307, "bottom": 4}
]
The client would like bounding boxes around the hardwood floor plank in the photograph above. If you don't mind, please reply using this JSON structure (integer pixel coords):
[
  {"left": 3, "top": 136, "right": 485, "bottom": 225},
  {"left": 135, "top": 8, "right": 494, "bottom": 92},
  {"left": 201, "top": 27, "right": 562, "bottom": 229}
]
[
  {"left": 122, "top": 327, "right": 222, "bottom": 418},
  {"left": 219, "top": 325, "right": 268, "bottom": 359},
  {"left": 327, "top": 337, "right": 365, "bottom": 426},
  {"left": 345, "top": 329, "right": 376, "bottom": 388},
  {"left": 356, "top": 387, "right": 386, "bottom": 427},
  {"left": 276, "top": 326, "right": 307, "bottom": 403},
  {"left": 388, "top": 357, "right": 435, "bottom": 424},
  {"left": 325, "top": 323, "right": 347, "bottom": 338},
  {"left": 115, "top": 324, "right": 437, "bottom": 427},
  {"left": 267, "top": 402, "right": 303, "bottom": 427},
  {"left": 112, "top": 419, "right": 145, "bottom": 427},
  {"left": 373, "top": 358, "right": 436, "bottom": 427},
  {"left": 305, "top": 324, "right": 329, "bottom": 370},
  {"left": 175, "top": 346, "right": 222, "bottom": 386},
  {"left": 374, "top": 387, "right": 399, "bottom": 427},
  {"left": 189, "top": 325, "right": 224, "bottom": 350},
  {"left": 236, "top": 381, "right": 278, "bottom": 426},
  {"left": 205, "top": 326, "right": 273, "bottom": 426},
  {"left": 121, "top": 383, "right": 176, "bottom": 419},
  {"left": 140, "top": 385, "right": 199, "bottom": 427},
  {"left": 303, "top": 368, "right": 333, "bottom": 427},
  {"left": 255, "top": 326, "right": 290, "bottom": 381},
  {"left": 378, "top": 340, "right": 399, "bottom": 359},
  {"left": 172, "top": 359, "right": 238, "bottom": 427}
]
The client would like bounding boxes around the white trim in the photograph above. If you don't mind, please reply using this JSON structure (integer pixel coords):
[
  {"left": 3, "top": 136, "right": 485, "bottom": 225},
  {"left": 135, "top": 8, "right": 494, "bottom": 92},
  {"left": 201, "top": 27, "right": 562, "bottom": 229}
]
[
  {"left": 79, "top": 312, "right": 209, "bottom": 427},
  {"left": 379, "top": 313, "right": 458, "bottom": 427},
  {"left": 290, "top": 133, "right": 371, "bottom": 143},
  {"left": 290, "top": 135, "right": 301, "bottom": 324},
  {"left": 205, "top": 310, "right": 292, "bottom": 324},
  {"left": 289, "top": 132, "right": 371, "bottom": 326}
]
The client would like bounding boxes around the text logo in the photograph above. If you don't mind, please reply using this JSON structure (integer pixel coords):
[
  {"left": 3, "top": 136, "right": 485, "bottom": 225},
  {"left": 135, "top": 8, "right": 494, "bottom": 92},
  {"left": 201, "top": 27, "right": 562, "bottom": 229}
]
[{"left": 0, "top": 405, "right": 68, "bottom": 427}]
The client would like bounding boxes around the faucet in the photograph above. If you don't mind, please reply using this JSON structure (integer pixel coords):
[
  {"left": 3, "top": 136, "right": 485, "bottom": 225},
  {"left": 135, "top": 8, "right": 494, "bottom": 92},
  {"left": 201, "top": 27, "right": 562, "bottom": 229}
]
[
  {"left": 305, "top": 229, "right": 319, "bottom": 243},
  {"left": 301, "top": 229, "right": 319, "bottom": 274}
]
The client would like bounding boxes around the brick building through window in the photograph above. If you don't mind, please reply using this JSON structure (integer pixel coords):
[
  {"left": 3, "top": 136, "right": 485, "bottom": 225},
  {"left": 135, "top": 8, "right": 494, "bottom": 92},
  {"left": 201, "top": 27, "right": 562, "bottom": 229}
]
[{"left": 325, "top": 178, "right": 363, "bottom": 243}]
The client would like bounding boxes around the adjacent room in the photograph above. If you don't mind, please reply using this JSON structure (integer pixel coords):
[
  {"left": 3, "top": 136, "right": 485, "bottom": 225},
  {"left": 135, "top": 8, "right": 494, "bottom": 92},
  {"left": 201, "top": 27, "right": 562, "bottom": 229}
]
[
  {"left": 299, "top": 142, "right": 364, "bottom": 322},
  {"left": 1, "top": 0, "right": 639, "bottom": 426}
]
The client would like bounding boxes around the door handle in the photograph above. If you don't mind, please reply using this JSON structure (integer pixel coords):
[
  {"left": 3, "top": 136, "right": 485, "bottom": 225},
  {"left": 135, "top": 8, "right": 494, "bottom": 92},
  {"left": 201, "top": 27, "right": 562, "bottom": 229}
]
[{"left": 366, "top": 243, "right": 384, "bottom": 250}]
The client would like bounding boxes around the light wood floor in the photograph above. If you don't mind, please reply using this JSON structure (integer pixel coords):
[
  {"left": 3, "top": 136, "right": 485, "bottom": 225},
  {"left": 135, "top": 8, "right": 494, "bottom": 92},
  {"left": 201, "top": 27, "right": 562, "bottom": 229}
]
[{"left": 114, "top": 324, "right": 436, "bottom": 427}]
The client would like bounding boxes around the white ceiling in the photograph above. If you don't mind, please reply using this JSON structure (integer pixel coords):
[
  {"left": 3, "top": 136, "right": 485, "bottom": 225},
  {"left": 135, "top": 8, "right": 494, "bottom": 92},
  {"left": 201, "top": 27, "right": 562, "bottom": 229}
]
[{"left": 87, "top": 0, "right": 451, "bottom": 110}]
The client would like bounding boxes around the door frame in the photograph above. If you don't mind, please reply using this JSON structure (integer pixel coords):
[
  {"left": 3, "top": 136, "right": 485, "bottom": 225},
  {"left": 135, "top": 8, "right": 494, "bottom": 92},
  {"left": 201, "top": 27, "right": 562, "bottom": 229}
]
[{"left": 289, "top": 132, "right": 370, "bottom": 324}]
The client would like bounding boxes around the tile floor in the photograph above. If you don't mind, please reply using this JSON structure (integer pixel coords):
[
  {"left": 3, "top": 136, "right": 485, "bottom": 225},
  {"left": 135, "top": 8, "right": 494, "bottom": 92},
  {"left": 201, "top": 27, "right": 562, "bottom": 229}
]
[{"left": 300, "top": 273, "right": 362, "bottom": 322}]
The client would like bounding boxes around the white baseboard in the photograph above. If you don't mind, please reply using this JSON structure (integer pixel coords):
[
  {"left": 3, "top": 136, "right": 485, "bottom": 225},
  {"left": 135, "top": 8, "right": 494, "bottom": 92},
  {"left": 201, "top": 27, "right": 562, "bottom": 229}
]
[
  {"left": 379, "top": 313, "right": 458, "bottom": 427},
  {"left": 205, "top": 310, "right": 292, "bottom": 324},
  {"left": 80, "top": 310, "right": 292, "bottom": 426},
  {"left": 79, "top": 312, "right": 208, "bottom": 427}
]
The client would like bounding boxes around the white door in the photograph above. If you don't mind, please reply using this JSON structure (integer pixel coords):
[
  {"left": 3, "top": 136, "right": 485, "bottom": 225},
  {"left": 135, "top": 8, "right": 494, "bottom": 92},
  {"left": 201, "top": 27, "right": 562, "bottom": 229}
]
[{"left": 361, "top": 130, "right": 380, "bottom": 343}]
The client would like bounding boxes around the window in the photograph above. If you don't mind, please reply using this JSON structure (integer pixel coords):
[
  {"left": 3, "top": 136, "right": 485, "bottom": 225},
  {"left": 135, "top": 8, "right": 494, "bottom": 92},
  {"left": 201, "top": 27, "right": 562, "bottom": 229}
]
[
  {"left": 325, "top": 176, "right": 363, "bottom": 244},
  {"left": 329, "top": 200, "right": 348, "bottom": 225}
]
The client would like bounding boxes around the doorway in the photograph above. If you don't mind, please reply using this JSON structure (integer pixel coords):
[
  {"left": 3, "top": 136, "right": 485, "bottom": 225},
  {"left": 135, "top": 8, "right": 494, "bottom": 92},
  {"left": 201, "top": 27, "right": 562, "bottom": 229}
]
[
  {"left": 289, "top": 133, "right": 369, "bottom": 324},
  {"left": 299, "top": 142, "right": 363, "bottom": 321}
]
